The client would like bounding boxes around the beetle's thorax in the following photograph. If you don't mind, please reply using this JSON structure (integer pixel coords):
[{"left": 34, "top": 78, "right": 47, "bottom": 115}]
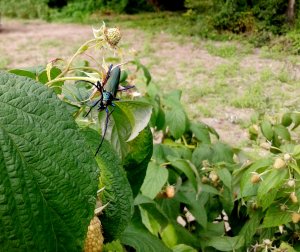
[{"left": 103, "top": 90, "right": 114, "bottom": 105}]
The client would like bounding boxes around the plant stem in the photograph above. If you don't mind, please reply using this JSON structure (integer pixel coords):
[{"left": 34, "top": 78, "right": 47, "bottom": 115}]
[
  {"left": 46, "top": 76, "right": 97, "bottom": 87},
  {"left": 55, "top": 38, "right": 103, "bottom": 79}
]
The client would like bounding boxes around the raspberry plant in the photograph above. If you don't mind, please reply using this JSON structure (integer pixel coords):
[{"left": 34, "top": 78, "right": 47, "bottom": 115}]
[{"left": 1, "top": 21, "right": 300, "bottom": 252}]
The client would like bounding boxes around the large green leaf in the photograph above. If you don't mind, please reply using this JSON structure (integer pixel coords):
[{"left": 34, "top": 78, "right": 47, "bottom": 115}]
[
  {"left": 101, "top": 100, "right": 152, "bottom": 159},
  {"left": 9, "top": 66, "right": 45, "bottom": 79},
  {"left": 81, "top": 128, "right": 133, "bottom": 242},
  {"left": 261, "top": 205, "right": 292, "bottom": 228},
  {"left": 161, "top": 221, "right": 200, "bottom": 249},
  {"left": 239, "top": 210, "right": 263, "bottom": 247},
  {"left": 189, "top": 122, "right": 211, "bottom": 144},
  {"left": 163, "top": 90, "right": 187, "bottom": 139},
  {"left": 176, "top": 183, "right": 208, "bottom": 228},
  {"left": 291, "top": 112, "right": 300, "bottom": 130},
  {"left": 123, "top": 126, "right": 153, "bottom": 198},
  {"left": 170, "top": 159, "right": 199, "bottom": 192},
  {"left": 10, "top": 66, "right": 63, "bottom": 94},
  {"left": 165, "top": 107, "right": 187, "bottom": 139},
  {"left": 172, "top": 244, "right": 197, "bottom": 252},
  {"left": 257, "top": 168, "right": 288, "bottom": 200},
  {"left": 203, "top": 236, "right": 245, "bottom": 251},
  {"left": 141, "top": 162, "right": 169, "bottom": 199},
  {"left": 0, "top": 72, "right": 98, "bottom": 251},
  {"left": 273, "top": 124, "right": 291, "bottom": 141},
  {"left": 121, "top": 209, "right": 171, "bottom": 252},
  {"left": 260, "top": 120, "right": 273, "bottom": 141},
  {"left": 240, "top": 158, "right": 273, "bottom": 198}
]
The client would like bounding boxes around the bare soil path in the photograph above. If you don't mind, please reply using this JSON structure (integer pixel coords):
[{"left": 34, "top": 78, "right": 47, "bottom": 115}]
[{"left": 1, "top": 19, "right": 299, "bottom": 146}]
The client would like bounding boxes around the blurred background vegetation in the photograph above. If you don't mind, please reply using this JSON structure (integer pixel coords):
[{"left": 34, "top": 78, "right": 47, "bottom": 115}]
[{"left": 1, "top": 0, "right": 300, "bottom": 53}]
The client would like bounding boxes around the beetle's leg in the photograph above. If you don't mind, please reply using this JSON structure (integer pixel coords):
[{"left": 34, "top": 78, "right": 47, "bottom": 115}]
[
  {"left": 95, "top": 107, "right": 113, "bottom": 156},
  {"left": 85, "top": 99, "right": 101, "bottom": 117},
  {"left": 118, "top": 85, "right": 135, "bottom": 92}
]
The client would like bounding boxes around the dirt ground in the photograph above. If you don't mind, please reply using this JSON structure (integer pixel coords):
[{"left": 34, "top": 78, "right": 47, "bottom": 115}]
[{"left": 1, "top": 19, "right": 299, "bottom": 146}]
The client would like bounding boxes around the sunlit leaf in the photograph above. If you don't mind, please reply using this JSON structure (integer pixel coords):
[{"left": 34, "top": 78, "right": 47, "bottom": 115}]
[{"left": 0, "top": 72, "right": 98, "bottom": 251}]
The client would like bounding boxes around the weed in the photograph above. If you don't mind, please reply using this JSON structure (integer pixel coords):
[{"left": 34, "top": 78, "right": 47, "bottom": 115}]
[
  {"left": 205, "top": 43, "right": 237, "bottom": 58},
  {"left": 211, "top": 62, "right": 240, "bottom": 78},
  {"left": 231, "top": 82, "right": 267, "bottom": 109},
  {"left": 260, "top": 68, "right": 273, "bottom": 82}
]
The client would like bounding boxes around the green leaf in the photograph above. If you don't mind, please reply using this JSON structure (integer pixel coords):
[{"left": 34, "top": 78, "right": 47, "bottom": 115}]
[
  {"left": 81, "top": 128, "right": 133, "bottom": 242},
  {"left": 261, "top": 205, "right": 292, "bottom": 228},
  {"left": 216, "top": 168, "right": 232, "bottom": 189},
  {"left": 157, "top": 197, "right": 181, "bottom": 221},
  {"left": 170, "top": 159, "right": 198, "bottom": 192},
  {"left": 9, "top": 66, "right": 44, "bottom": 79},
  {"left": 220, "top": 186, "right": 234, "bottom": 214},
  {"left": 189, "top": 122, "right": 211, "bottom": 144},
  {"left": 292, "top": 145, "right": 300, "bottom": 159},
  {"left": 291, "top": 112, "right": 300, "bottom": 130},
  {"left": 273, "top": 124, "right": 291, "bottom": 141},
  {"left": 279, "top": 242, "right": 297, "bottom": 252},
  {"left": 260, "top": 189, "right": 277, "bottom": 210},
  {"left": 141, "top": 162, "right": 168, "bottom": 199},
  {"left": 240, "top": 159, "right": 273, "bottom": 198},
  {"left": 200, "top": 184, "right": 221, "bottom": 195},
  {"left": 161, "top": 221, "right": 200, "bottom": 249},
  {"left": 103, "top": 101, "right": 152, "bottom": 159},
  {"left": 123, "top": 126, "right": 153, "bottom": 198},
  {"left": 141, "top": 65, "right": 152, "bottom": 85},
  {"left": 203, "top": 236, "right": 245, "bottom": 251},
  {"left": 120, "top": 70, "right": 128, "bottom": 83},
  {"left": 239, "top": 210, "right": 263, "bottom": 246},
  {"left": 172, "top": 244, "right": 197, "bottom": 252},
  {"left": 257, "top": 168, "right": 288, "bottom": 200},
  {"left": 176, "top": 185, "right": 208, "bottom": 228},
  {"left": 0, "top": 72, "right": 98, "bottom": 251},
  {"left": 165, "top": 106, "right": 187, "bottom": 139},
  {"left": 139, "top": 206, "right": 162, "bottom": 235},
  {"left": 192, "top": 143, "right": 234, "bottom": 167},
  {"left": 38, "top": 67, "right": 63, "bottom": 94},
  {"left": 121, "top": 209, "right": 171, "bottom": 252},
  {"left": 261, "top": 120, "right": 273, "bottom": 141},
  {"left": 103, "top": 240, "right": 124, "bottom": 252},
  {"left": 212, "top": 143, "right": 234, "bottom": 163},
  {"left": 130, "top": 59, "right": 152, "bottom": 85},
  {"left": 192, "top": 144, "right": 213, "bottom": 168},
  {"left": 282, "top": 113, "right": 293, "bottom": 127},
  {"left": 139, "top": 202, "right": 169, "bottom": 231}
]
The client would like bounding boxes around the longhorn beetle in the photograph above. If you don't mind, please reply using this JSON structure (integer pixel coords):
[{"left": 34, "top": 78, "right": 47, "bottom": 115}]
[{"left": 85, "top": 64, "right": 134, "bottom": 155}]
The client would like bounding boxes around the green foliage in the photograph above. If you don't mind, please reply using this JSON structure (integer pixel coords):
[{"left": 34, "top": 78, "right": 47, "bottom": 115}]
[
  {"left": 82, "top": 128, "right": 134, "bottom": 242},
  {"left": 0, "top": 71, "right": 98, "bottom": 251},
  {"left": 123, "top": 126, "right": 153, "bottom": 197},
  {"left": 0, "top": 0, "right": 50, "bottom": 19},
  {"left": 3, "top": 20, "right": 300, "bottom": 252}
]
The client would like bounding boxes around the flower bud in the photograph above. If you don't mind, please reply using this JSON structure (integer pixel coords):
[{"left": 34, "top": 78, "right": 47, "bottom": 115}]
[
  {"left": 260, "top": 142, "right": 271, "bottom": 150},
  {"left": 283, "top": 153, "right": 291, "bottom": 162},
  {"left": 104, "top": 27, "right": 121, "bottom": 47},
  {"left": 263, "top": 239, "right": 272, "bottom": 246},
  {"left": 165, "top": 185, "right": 175, "bottom": 198},
  {"left": 287, "top": 179, "right": 295, "bottom": 187},
  {"left": 201, "top": 176, "right": 209, "bottom": 184},
  {"left": 250, "top": 173, "right": 261, "bottom": 184},
  {"left": 273, "top": 158, "right": 286, "bottom": 169},
  {"left": 292, "top": 212, "right": 300, "bottom": 223},
  {"left": 290, "top": 192, "right": 298, "bottom": 203},
  {"left": 209, "top": 171, "right": 218, "bottom": 182}
]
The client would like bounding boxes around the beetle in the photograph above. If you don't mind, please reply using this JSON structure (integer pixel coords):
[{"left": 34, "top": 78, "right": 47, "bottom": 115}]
[{"left": 85, "top": 64, "right": 134, "bottom": 155}]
